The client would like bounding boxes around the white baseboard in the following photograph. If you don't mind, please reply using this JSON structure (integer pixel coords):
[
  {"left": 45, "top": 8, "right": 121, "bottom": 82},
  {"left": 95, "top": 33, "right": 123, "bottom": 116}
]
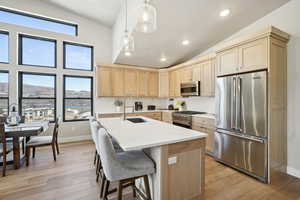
[
  {"left": 287, "top": 166, "right": 300, "bottom": 179},
  {"left": 58, "top": 135, "right": 92, "bottom": 144}
]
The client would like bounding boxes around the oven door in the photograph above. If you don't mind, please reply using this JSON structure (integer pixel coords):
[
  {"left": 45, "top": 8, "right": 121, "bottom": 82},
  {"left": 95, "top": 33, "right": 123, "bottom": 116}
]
[{"left": 181, "top": 82, "right": 200, "bottom": 96}]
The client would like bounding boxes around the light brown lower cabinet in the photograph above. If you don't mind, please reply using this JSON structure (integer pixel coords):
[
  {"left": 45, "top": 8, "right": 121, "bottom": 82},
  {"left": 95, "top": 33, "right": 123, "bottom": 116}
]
[
  {"left": 192, "top": 116, "right": 215, "bottom": 155},
  {"left": 162, "top": 111, "right": 173, "bottom": 123}
]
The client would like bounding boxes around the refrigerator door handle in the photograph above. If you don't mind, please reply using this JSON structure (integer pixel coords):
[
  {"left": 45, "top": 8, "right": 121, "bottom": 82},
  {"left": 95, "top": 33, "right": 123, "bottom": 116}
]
[
  {"left": 231, "top": 77, "right": 236, "bottom": 130},
  {"left": 236, "top": 76, "right": 242, "bottom": 132},
  {"left": 216, "top": 130, "right": 265, "bottom": 144}
]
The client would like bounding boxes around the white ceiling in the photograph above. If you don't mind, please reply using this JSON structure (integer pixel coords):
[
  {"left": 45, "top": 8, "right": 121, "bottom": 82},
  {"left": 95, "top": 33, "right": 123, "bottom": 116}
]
[
  {"left": 42, "top": 0, "right": 122, "bottom": 27},
  {"left": 115, "top": 0, "right": 290, "bottom": 68},
  {"left": 43, "top": 0, "right": 290, "bottom": 68}
]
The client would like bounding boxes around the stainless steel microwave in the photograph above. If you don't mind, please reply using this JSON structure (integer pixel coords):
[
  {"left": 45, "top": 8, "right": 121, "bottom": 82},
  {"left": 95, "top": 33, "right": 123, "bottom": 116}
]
[{"left": 180, "top": 81, "right": 200, "bottom": 96}]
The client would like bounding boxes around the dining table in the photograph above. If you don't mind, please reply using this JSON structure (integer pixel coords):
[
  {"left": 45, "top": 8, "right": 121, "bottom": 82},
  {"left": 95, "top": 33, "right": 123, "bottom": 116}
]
[{"left": 4, "top": 122, "right": 49, "bottom": 169}]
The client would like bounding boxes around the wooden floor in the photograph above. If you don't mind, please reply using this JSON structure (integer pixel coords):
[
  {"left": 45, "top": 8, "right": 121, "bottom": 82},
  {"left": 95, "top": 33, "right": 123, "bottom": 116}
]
[{"left": 1, "top": 141, "right": 300, "bottom": 200}]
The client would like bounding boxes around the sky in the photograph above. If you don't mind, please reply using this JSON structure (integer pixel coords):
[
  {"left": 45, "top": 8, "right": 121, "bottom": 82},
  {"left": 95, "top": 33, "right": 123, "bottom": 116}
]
[
  {"left": 0, "top": 9, "right": 76, "bottom": 36},
  {"left": 0, "top": 33, "right": 9, "bottom": 63}
]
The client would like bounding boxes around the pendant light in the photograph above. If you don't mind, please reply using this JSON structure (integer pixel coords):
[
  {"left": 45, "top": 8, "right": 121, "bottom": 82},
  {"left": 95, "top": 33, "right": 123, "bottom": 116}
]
[
  {"left": 136, "top": 0, "right": 157, "bottom": 33},
  {"left": 123, "top": 0, "right": 134, "bottom": 56}
]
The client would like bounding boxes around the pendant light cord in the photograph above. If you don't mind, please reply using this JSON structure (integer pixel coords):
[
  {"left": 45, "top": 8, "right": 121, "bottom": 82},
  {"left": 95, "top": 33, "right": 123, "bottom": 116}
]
[{"left": 125, "top": 0, "right": 128, "bottom": 32}]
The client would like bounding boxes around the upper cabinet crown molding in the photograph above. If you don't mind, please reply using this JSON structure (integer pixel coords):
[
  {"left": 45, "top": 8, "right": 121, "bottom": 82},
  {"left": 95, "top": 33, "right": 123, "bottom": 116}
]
[{"left": 215, "top": 26, "right": 290, "bottom": 53}]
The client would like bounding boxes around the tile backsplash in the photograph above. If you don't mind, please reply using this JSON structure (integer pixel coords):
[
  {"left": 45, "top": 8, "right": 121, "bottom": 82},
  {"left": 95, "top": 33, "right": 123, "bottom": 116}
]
[{"left": 168, "top": 97, "right": 215, "bottom": 114}]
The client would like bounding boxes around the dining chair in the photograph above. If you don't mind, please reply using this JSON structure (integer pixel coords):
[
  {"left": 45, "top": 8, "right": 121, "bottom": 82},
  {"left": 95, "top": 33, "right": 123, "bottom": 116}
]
[
  {"left": 0, "top": 123, "right": 13, "bottom": 177},
  {"left": 97, "top": 127, "right": 155, "bottom": 200},
  {"left": 25, "top": 118, "right": 60, "bottom": 166}
]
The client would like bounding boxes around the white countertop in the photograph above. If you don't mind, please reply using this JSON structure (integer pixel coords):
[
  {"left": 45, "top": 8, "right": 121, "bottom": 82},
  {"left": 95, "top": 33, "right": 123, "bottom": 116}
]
[{"left": 99, "top": 116, "right": 207, "bottom": 151}]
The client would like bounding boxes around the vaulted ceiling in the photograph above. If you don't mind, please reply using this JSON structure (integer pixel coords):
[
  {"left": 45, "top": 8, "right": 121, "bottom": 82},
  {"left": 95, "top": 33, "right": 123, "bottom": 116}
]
[{"left": 43, "top": 0, "right": 290, "bottom": 68}]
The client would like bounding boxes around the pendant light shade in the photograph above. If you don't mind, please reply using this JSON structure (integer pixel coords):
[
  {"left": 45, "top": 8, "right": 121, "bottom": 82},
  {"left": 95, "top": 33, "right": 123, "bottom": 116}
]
[
  {"left": 123, "top": 0, "right": 134, "bottom": 56},
  {"left": 123, "top": 30, "right": 135, "bottom": 55},
  {"left": 136, "top": 0, "right": 157, "bottom": 33}
]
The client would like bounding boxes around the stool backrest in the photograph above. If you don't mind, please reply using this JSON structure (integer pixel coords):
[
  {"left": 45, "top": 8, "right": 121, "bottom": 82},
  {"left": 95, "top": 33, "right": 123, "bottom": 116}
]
[
  {"left": 97, "top": 128, "right": 120, "bottom": 181},
  {"left": 89, "top": 117, "right": 96, "bottom": 143},
  {"left": 90, "top": 120, "right": 101, "bottom": 153}
]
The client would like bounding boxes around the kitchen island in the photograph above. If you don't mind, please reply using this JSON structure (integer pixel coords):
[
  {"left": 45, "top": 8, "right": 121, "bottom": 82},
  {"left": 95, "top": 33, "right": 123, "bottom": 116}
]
[{"left": 99, "top": 116, "right": 207, "bottom": 200}]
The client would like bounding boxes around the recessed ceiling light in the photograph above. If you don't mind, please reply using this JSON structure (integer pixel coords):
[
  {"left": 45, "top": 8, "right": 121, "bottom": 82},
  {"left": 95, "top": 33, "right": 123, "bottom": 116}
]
[
  {"left": 124, "top": 51, "right": 131, "bottom": 56},
  {"left": 160, "top": 57, "right": 167, "bottom": 62},
  {"left": 182, "top": 40, "right": 190, "bottom": 46},
  {"left": 220, "top": 9, "right": 230, "bottom": 17}
]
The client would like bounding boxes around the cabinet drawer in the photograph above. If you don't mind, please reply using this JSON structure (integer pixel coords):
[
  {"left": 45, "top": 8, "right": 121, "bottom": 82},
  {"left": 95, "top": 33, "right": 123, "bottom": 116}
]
[{"left": 192, "top": 117, "right": 215, "bottom": 128}]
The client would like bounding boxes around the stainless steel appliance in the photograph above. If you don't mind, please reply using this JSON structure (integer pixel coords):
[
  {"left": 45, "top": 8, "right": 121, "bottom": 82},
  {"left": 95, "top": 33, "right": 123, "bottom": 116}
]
[
  {"left": 215, "top": 71, "right": 268, "bottom": 182},
  {"left": 134, "top": 102, "right": 143, "bottom": 111},
  {"left": 172, "top": 111, "right": 206, "bottom": 128},
  {"left": 180, "top": 81, "right": 200, "bottom": 96}
]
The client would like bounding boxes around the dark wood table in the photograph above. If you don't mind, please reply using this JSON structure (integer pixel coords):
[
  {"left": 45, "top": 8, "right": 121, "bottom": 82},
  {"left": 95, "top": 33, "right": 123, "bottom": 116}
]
[{"left": 5, "top": 122, "right": 49, "bottom": 169}]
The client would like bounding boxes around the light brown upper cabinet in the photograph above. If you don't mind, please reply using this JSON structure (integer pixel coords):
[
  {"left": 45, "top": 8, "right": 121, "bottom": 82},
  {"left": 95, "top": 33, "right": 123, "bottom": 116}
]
[
  {"left": 98, "top": 67, "right": 113, "bottom": 97},
  {"left": 217, "top": 38, "right": 268, "bottom": 76},
  {"left": 124, "top": 69, "right": 138, "bottom": 96},
  {"left": 239, "top": 38, "right": 268, "bottom": 73},
  {"left": 169, "top": 70, "right": 181, "bottom": 97},
  {"left": 181, "top": 67, "right": 193, "bottom": 83},
  {"left": 217, "top": 47, "right": 239, "bottom": 76},
  {"left": 98, "top": 67, "right": 124, "bottom": 97},
  {"left": 148, "top": 72, "right": 159, "bottom": 97},
  {"left": 159, "top": 71, "right": 169, "bottom": 98},
  {"left": 138, "top": 70, "right": 149, "bottom": 97},
  {"left": 192, "top": 64, "right": 201, "bottom": 82},
  {"left": 200, "top": 61, "right": 215, "bottom": 97},
  {"left": 111, "top": 68, "right": 124, "bottom": 96}
]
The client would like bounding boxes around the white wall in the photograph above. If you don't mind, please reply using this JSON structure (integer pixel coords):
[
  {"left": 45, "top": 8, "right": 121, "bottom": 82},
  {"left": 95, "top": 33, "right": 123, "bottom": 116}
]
[
  {"left": 195, "top": 0, "right": 300, "bottom": 177},
  {"left": 0, "top": 0, "right": 112, "bottom": 142}
]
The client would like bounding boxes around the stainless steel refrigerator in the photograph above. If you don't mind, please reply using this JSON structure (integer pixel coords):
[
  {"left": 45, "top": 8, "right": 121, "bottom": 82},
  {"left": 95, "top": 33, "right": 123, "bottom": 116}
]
[{"left": 214, "top": 71, "right": 268, "bottom": 182}]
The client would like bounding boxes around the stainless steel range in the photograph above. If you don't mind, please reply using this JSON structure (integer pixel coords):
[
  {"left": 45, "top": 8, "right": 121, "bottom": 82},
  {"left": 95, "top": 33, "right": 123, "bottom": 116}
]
[{"left": 172, "top": 111, "right": 206, "bottom": 128}]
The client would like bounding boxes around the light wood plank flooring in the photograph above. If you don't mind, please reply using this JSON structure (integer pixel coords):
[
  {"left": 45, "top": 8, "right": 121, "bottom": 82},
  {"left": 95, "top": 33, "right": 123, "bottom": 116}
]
[{"left": 1, "top": 141, "right": 300, "bottom": 200}]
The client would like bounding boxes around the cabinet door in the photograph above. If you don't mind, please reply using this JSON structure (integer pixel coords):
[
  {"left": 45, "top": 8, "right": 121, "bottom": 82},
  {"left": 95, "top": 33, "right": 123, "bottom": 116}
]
[
  {"left": 98, "top": 67, "right": 112, "bottom": 97},
  {"left": 239, "top": 38, "right": 268, "bottom": 73},
  {"left": 111, "top": 68, "right": 124, "bottom": 96},
  {"left": 124, "top": 69, "right": 138, "bottom": 96},
  {"left": 217, "top": 47, "right": 239, "bottom": 76},
  {"left": 169, "top": 71, "right": 175, "bottom": 97},
  {"left": 192, "top": 64, "right": 201, "bottom": 82},
  {"left": 200, "top": 61, "right": 215, "bottom": 97},
  {"left": 159, "top": 71, "right": 169, "bottom": 98},
  {"left": 181, "top": 67, "right": 193, "bottom": 83},
  {"left": 138, "top": 71, "right": 149, "bottom": 97},
  {"left": 174, "top": 70, "right": 181, "bottom": 97},
  {"left": 206, "top": 128, "right": 215, "bottom": 154},
  {"left": 148, "top": 72, "right": 158, "bottom": 97}
]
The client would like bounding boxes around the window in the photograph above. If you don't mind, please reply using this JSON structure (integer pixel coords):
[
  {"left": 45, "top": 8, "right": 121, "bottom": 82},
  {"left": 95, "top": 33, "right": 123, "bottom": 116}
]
[
  {"left": 63, "top": 42, "right": 93, "bottom": 71},
  {"left": 0, "top": 7, "right": 77, "bottom": 36},
  {"left": 0, "top": 31, "right": 9, "bottom": 63},
  {"left": 63, "top": 75, "right": 93, "bottom": 121},
  {"left": 0, "top": 71, "right": 9, "bottom": 117},
  {"left": 19, "top": 34, "right": 56, "bottom": 68},
  {"left": 19, "top": 72, "right": 56, "bottom": 122}
]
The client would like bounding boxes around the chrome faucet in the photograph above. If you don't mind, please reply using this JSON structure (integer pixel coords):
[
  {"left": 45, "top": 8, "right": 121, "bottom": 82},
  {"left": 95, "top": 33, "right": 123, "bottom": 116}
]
[{"left": 122, "top": 97, "right": 134, "bottom": 120}]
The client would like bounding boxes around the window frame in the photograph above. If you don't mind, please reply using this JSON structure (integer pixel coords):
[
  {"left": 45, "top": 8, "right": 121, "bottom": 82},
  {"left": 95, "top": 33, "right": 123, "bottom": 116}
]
[
  {"left": 18, "top": 34, "right": 57, "bottom": 68},
  {"left": 63, "top": 75, "right": 93, "bottom": 122},
  {"left": 18, "top": 72, "right": 57, "bottom": 123},
  {"left": 0, "top": 7, "right": 78, "bottom": 36},
  {"left": 0, "top": 30, "right": 9, "bottom": 64},
  {"left": 0, "top": 70, "right": 9, "bottom": 116},
  {"left": 63, "top": 41, "right": 94, "bottom": 71}
]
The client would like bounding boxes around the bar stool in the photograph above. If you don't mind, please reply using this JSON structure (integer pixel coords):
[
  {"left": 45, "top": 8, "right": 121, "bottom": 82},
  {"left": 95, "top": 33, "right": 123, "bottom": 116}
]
[{"left": 97, "top": 128, "right": 155, "bottom": 200}]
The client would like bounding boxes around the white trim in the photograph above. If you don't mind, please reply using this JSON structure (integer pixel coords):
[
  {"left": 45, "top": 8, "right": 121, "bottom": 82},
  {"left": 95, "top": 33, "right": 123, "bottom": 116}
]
[
  {"left": 287, "top": 166, "right": 300, "bottom": 179},
  {"left": 58, "top": 135, "right": 92, "bottom": 144}
]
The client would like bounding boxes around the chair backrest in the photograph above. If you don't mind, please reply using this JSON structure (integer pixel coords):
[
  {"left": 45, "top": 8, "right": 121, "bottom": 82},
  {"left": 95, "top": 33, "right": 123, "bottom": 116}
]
[
  {"left": 0, "top": 123, "right": 6, "bottom": 156},
  {"left": 52, "top": 117, "right": 61, "bottom": 143},
  {"left": 0, "top": 117, "right": 6, "bottom": 124},
  {"left": 97, "top": 128, "right": 121, "bottom": 181}
]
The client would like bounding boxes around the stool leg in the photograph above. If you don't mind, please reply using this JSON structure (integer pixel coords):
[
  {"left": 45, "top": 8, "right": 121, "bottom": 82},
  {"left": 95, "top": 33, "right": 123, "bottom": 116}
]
[
  {"left": 100, "top": 173, "right": 106, "bottom": 198},
  {"left": 143, "top": 175, "right": 151, "bottom": 200},
  {"left": 117, "top": 181, "right": 123, "bottom": 200},
  {"left": 93, "top": 150, "right": 97, "bottom": 165},
  {"left": 32, "top": 147, "right": 35, "bottom": 158},
  {"left": 103, "top": 179, "right": 110, "bottom": 200},
  {"left": 132, "top": 180, "right": 136, "bottom": 198}
]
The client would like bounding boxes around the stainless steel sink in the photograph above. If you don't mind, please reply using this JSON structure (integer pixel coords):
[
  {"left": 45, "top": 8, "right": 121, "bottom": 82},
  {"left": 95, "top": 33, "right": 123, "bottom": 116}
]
[{"left": 127, "top": 118, "right": 147, "bottom": 123}]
